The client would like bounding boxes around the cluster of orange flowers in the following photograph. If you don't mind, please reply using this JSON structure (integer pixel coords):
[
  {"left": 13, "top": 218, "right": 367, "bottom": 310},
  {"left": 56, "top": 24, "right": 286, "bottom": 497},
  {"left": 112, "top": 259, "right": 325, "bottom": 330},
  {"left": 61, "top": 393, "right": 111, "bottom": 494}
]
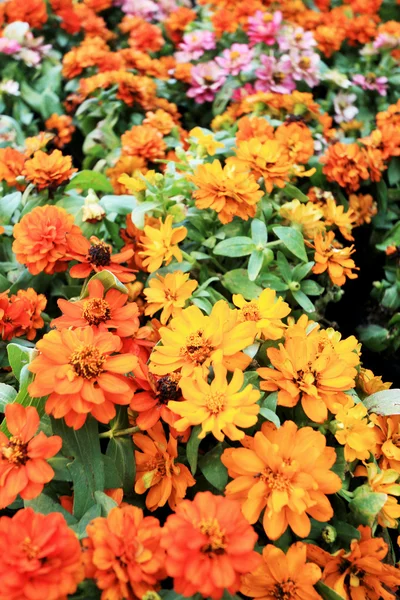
[{"left": 0, "top": 287, "right": 46, "bottom": 341}]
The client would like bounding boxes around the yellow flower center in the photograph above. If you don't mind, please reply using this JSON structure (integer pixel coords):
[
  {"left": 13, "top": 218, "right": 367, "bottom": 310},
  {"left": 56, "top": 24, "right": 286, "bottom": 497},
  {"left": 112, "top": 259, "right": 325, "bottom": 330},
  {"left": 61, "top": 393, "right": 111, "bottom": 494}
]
[
  {"left": 164, "top": 290, "right": 178, "bottom": 301},
  {"left": 230, "top": 51, "right": 241, "bottom": 60},
  {"left": 69, "top": 345, "right": 105, "bottom": 379},
  {"left": 261, "top": 467, "right": 291, "bottom": 492},
  {"left": 182, "top": 330, "right": 214, "bottom": 365},
  {"left": 299, "top": 57, "right": 311, "bottom": 69},
  {"left": 21, "top": 537, "right": 40, "bottom": 560},
  {"left": 198, "top": 518, "right": 226, "bottom": 554},
  {"left": 240, "top": 302, "right": 260, "bottom": 322},
  {"left": 82, "top": 298, "right": 111, "bottom": 326},
  {"left": 88, "top": 241, "right": 111, "bottom": 267},
  {"left": 263, "top": 13, "right": 273, "bottom": 22},
  {"left": 205, "top": 391, "right": 226, "bottom": 414},
  {"left": 274, "top": 581, "right": 297, "bottom": 600},
  {"left": 1, "top": 436, "right": 28, "bottom": 465},
  {"left": 146, "top": 453, "right": 168, "bottom": 479},
  {"left": 273, "top": 72, "right": 286, "bottom": 83}
]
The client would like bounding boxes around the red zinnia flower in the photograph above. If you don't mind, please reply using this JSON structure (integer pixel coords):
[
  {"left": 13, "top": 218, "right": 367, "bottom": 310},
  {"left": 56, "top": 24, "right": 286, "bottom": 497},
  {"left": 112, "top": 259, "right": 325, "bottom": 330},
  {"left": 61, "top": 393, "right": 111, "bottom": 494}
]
[{"left": 68, "top": 235, "right": 136, "bottom": 283}]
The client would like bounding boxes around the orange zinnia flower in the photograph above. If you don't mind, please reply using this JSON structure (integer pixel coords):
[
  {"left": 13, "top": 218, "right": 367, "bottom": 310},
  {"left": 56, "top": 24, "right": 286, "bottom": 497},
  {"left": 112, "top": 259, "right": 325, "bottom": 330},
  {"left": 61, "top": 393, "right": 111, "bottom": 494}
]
[
  {"left": 241, "top": 543, "right": 322, "bottom": 600},
  {"left": 83, "top": 505, "right": 166, "bottom": 600},
  {"left": 369, "top": 414, "right": 400, "bottom": 472},
  {"left": 0, "top": 507, "right": 83, "bottom": 600},
  {"left": 22, "top": 150, "right": 77, "bottom": 190},
  {"left": 28, "top": 327, "right": 137, "bottom": 429},
  {"left": 165, "top": 6, "right": 196, "bottom": 43},
  {"left": 134, "top": 422, "right": 195, "bottom": 511},
  {"left": 0, "top": 404, "right": 62, "bottom": 509},
  {"left": 12, "top": 205, "right": 83, "bottom": 275},
  {"left": 13, "top": 288, "right": 47, "bottom": 340},
  {"left": 349, "top": 193, "right": 377, "bottom": 226},
  {"left": 161, "top": 491, "right": 261, "bottom": 600},
  {"left": 130, "top": 361, "right": 182, "bottom": 430},
  {"left": 68, "top": 235, "right": 136, "bottom": 282},
  {"left": 275, "top": 122, "right": 314, "bottom": 165},
  {"left": 0, "top": 291, "right": 31, "bottom": 341},
  {"left": 334, "top": 401, "right": 378, "bottom": 462},
  {"left": 321, "top": 143, "right": 369, "bottom": 191},
  {"left": 149, "top": 300, "right": 256, "bottom": 377},
  {"left": 45, "top": 113, "right": 76, "bottom": 148},
  {"left": 357, "top": 367, "right": 391, "bottom": 396},
  {"left": 189, "top": 160, "right": 264, "bottom": 224},
  {"left": 139, "top": 215, "right": 187, "bottom": 273},
  {"left": 236, "top": 116, "right": 274, "bottom": 143},
  {"left": 308, "top": 230, "right": 359, "bottom": 287},
  {"left": 279, "top": 199, "right": 324, "bottom": 239},
  {"left": 233, "top": 289, "right": 291, "bottom": 340},
  {"left": 143, "top": 109, "right": 176, "bottom": 135},
  {"left": 171, "top": 363, "right": 260, "bottom": 441},
  {"left": 227, "top": 138, "right": 291, "bottom": 193},
  {"left": 257, "top": 327, "right": 359, "bottom": 423},
  {"left": 222, "top": 421, "right": 342, "bottom": 540},
  {"left": 322, "top": 197, "right": 356, "bottom": 241},
  {"left": 121, "top": 125, "right": 166, "bottom": 161},
  {"left": 144, "top": 271, "right": 198, "bottom": 324},
  {"left": 5, "top": 0, "right": 48, "bottom": 28},
  {"left": 307, "top": 526, "right": 400, "bottom": 600},
  {"left": 0, "top": 147, "right": 25, "bottom": 188},
  {"left": 52, "top": 278, "right": 140, "bottom": 337}
]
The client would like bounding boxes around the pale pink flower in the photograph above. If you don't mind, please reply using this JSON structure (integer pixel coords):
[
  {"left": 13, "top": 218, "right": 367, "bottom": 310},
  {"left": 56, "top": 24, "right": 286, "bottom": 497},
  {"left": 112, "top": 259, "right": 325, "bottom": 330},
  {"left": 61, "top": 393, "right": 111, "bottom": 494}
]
[
  {"left": 333, "top": 92, "right": 359, "bottom": 124},
  {"left": 285, "top": 50, "right": 320, "bottom": 88},
  {"left": 178, "top": 30, "right": 216, "bottom": 61},
  {"left": 278, "top": 26, "right": 317, "bottom": 53},
  {"left": 255, "top": 54, "right": 295, "bottom": 94},
  {"left": 352, "top": 74, "right": 388, "bottom": 96},
  {"left": 215, "top": 43, "right": 254, "bottom": 76},
  {"left": 187, "top": 61, "right": 226, "bottom": 104},
  {"left": 0, "top": 39, "right": 21, "bottom": 54},
  {"left": 247, "top": 10, "right": 282, "bottom": 47}
]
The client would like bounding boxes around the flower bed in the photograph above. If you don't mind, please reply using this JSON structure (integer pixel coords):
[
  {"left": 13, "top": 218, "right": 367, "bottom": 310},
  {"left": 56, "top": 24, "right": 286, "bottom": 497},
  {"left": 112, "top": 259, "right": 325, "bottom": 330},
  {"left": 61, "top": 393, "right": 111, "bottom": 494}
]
[{"left": 1, "top": 0, "right": 400, "bottom": 599}]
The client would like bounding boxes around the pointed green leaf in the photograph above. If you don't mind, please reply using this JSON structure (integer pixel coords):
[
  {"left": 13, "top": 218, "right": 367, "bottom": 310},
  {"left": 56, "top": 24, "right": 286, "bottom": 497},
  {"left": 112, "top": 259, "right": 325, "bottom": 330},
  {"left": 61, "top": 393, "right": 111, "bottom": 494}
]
[{"left": 273, "top": 226, "right": 308, "bottom": 261}]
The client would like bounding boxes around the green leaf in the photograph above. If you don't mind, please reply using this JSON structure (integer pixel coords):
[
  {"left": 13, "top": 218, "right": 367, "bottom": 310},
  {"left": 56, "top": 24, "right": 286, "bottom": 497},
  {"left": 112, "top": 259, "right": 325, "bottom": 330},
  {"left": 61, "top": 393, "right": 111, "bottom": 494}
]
[
  {"left": 0, "top": 192, "right": 21, "bottom": 225},
  {"left": 259, "top": 406, "right": 280, "bottom": 428},
  {"left": 382, "top": 286, "right": 400, "bottom": 310},
  {"left": 291, "top": 289, "right": 315, "bottom": 312},
  {"left": 106, "top": 436, "right": 135, "bottom": 494},
  {"left": 333, "top": 520, "right": 361, "bottom": 545},
  {"left": 273, "top": 226, "right": 308, "bottom": 261},
  {"left": 51, "top": 416, "right": 105, "bottom": 520},
  {"left": 65, "top": 171, "right": 114, "bottom": 194},
  {"left": 331, "top": 447, "right": 346, "bottom": 481},
  {"left": 222, "top": 269, "right": 262, "bottom": 300},
  {"left": 131, "top": 200, "right": 160, "bottom": 229},
  {"left": 259, "top": 273, "right": 289, "bottom": 292},
  {"left": 80, "top": 270, "right": 127, "bottom": 299},
  {"left": 25, "top": 493, "right": 77, "bottom": 526},
  {"left": 214, "top": 236, "right": 256, "bottom": 257},
  {"left": 248, "top": 250, "right": 264, "bottom": 282},
  {"left": 357, "top": 325, "right": 390, "bottom": 352},
  {"left": 48, "top": 456, "right": 73, "bottom": 481},
  {"left": 99, "top": 195, "right": 134, "bottom": 215},
  {"left": 102, "top": 454, "right": 123, "bottom": 489},
  {"left": 316, "top": 582, "right": 346, "bottom": 600},
  {"left": 283, "top": 183, "right": 310, "bottom": 203},
  {"left": 276, "top": 251, "right": 292, "bottom": 283},
  {"left": 7, "top": 343, "right": 33, "bottom": 382},
  {"left": 349, "top": 485, "right": 387, "bottom": 526},
  {"left": 388, "top": 157, "right": 400, "bottom": 187},
  {"left": 251, "top": 219, "right": 268, "bottom": 245},
  {"left": 0, "top": 383, "right": 17, "bottom": 412},
  {"left": 40, "top": 89, "right": 63, "bottom": 119},
  {"left": 300, "top": 280, "right": 324, "bottom": 296},
  {"left": 73, "top": 504, "right": 102, "bottom": 540},
  {"left": 187, "top": 425, "right": 202, "bottom": 475},
  {"left": 376, "top": 179, "right": 388, "bottom": 212},
  {"left": 291, "top": 262, "right": 314, "bottom": 282},
  {"left": 94, "top": 490, "right": 118, "bottom": 516},
  {"left": 199, "top": 443, "right": 228, "bottom": 491},
  {"left": 363, "top": 389, "right": 400, "bottom": 415}
]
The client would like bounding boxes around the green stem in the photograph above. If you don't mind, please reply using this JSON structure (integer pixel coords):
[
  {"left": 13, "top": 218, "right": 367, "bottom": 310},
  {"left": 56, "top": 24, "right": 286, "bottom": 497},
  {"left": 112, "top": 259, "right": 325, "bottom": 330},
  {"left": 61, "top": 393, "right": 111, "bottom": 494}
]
[
  {"left": 99, "top": 426, "right": 140, "bottom": 439},
  {"left": 265, "top": 240, "right": 282, "bottom": 248}
]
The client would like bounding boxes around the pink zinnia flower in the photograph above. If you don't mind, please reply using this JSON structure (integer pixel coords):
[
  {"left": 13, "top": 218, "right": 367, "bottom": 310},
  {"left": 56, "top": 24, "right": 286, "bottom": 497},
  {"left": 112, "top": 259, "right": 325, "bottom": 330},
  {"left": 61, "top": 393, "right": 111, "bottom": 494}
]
[
  {"left": 373, "top": 33, "right": 400, "bottom": 50},
  {"left": 187, "top": 61, "right": 226, "bottom": 104},
  {"left": 352, "top": 74, "right": 388, "bottom": 96},
  {"left": 178, "top": 30, "right": 216, "bottom": 61},
  {"left": 231, "top": 83, "right": 256, "bottom": 102},
  {"left": 247, "top": 10, "right": 282, "bottom": 47},
  {"left": 215, "top": 43, "right": 254, "bottom": 76},
  {"left": 285, "top": 50, "right": 320, "bottom": 88},
  {"left": 333, "top": 92, "right": 359, "bottom": 124},
  {"left": 278, "top": 26, "right": 317, "bottom": 53},
  {"left": 0, "top": 39, "right": 21, "bottom": 55},
  {"left": 255, "top": 55, "right": 295, "bottom": 94}
]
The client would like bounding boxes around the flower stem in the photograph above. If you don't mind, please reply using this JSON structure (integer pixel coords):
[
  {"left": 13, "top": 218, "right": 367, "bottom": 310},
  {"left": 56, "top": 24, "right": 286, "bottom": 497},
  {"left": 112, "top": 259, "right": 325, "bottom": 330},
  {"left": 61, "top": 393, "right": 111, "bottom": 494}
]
[{"left": 99, "top": 426, "right": 140, "bottom": 439}]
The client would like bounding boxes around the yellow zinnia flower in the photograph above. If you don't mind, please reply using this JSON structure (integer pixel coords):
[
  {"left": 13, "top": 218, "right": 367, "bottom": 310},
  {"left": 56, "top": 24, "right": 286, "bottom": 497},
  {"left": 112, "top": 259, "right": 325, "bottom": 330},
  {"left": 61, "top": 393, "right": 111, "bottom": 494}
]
[
  {"left": 233, "top": 288, "right": 291, "bottom": 340},
  {"left": 139, "top": 215, "right": 187, "bottom": 273},
  {"left": 149, "top": 300, "right": 257, "bottom": 377},
  {"left": 354, "top": 463, "right": 400, "bottom": 528},
  {"left": 169, "top": 364, "right": 260, "bottom": 441},
  {"left": 334, "top": 401, "right": 378, "bottom": 462},
  {"left": 144, "top": 271, "right": 198, "bottom": 324},
  {"left": 279, "top": 199, "right": 325, "bottom": 240},
  {"left": 189, "top": 127, "right": 224, "bottom": 156}
]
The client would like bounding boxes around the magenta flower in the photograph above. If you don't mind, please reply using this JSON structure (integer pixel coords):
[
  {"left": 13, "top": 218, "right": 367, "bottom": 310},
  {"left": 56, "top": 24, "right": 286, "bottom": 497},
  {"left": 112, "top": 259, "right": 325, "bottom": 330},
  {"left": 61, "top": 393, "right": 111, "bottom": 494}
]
[
  {"left": 255, "top": 55, "right": 295, "bottom": 94},
  {"left": 187, "top": 61, "right": 226, "bottom": 104},
  {"left": 285, "top": 50, "right": 320, "bottom": 88},
  {"left": 0, "top": 39, "right": 21, "bottom": 55},
  {"left": 178, "top": 30, "right": 216, "bottom": 61},
  {"left": 231, "top": 83, "right": 256, "bottom": 102},
  {"left": 278, "top": 26, "right": 317, "bottom": 53},
  {"left": 352, "top": 74, "right": 388, "bottom": 96},
  {"left": 247, "top": 10, "right": 282, "bottom": 47},
  {"left": 215, "top": 44, "right": 254, "bottom": 76}
]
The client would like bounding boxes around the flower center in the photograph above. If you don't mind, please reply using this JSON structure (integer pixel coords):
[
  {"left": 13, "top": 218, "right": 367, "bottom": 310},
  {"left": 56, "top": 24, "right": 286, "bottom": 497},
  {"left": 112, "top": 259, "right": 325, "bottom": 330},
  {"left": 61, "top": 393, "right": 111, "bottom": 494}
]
[
  {"left": 261, "top": 467, "right": 291, "bottom": 492},
  {"left": 182, "top": 330, "right": 214, "bottom": 365},
  {"left": 239, "top": 302, "right": 260, "bottom": 322},
  {"left": 274, "top": 581, "right": 297, "bottom": 600},
  {"left": 273, "top": 72, "right": 286, "bottom": 83},
  {"left": 69, "top": 345, "right": 105, "bottom": 379},
  {"left": 205, "top": 391, "right": 226, "bottom": 414},
  {"left": 88, "top": 241, "right": 111, "bottom": 267},
  {"left": 230, "top": 51, "right": 241, "bottom": 60},
  {"left": 198, "top": 518, "right": 226, "bottom": 555},
  {"left": 263, "top": 13, "right": 273, "bottom": 22},
  {"left": 1, "top": 436, "right": 28, "bottom": 465},
  {"left": 146, "top": 453, "right": 168, "bottom": 479},
  {"left": 21, "top": 537, "right": 40, "bottom": 560},
  {"left": 82, "top": 298, "right": 111, "bottom": 326},
  {"left": 156, "top": 374, "right": 181, "bottom": 403},
  {"left": 299, "top": 57, "right": 311, "bottom": 69},
  {"left": 164, "top": 290, "right": 178, "bottom": 301}
]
